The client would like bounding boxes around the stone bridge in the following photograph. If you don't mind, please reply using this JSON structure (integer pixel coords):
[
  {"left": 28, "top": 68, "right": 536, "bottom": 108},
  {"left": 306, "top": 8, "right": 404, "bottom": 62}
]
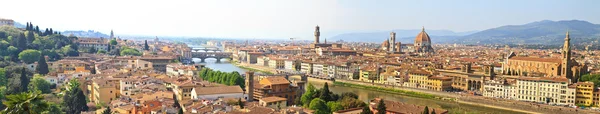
[
  {"left": 191, "top": 47, "right": 222, "bottom": 52},
  {"left": 191, "top": 52, "right": 232, "bottom": 63}
]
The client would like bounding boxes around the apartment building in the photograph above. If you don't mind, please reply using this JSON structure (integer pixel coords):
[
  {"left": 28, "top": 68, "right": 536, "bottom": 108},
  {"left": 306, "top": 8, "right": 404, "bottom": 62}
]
[{"left": 515, "top": 77, "right": 575, "bottom": 106}]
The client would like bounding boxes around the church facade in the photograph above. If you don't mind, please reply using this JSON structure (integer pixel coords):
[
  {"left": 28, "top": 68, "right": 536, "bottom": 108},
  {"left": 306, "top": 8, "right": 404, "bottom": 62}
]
[{"left": 502, "top": 31, "right": 587, "bottom": 83}]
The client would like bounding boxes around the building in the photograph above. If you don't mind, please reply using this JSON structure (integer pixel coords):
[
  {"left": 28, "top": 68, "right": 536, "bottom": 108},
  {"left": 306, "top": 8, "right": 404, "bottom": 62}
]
[
  {"left": 369, "top": 98, "right": 448, "bottom": 114},
  {"left": 267, "top": 57, "right": 285, "bottom": 69},
  {"left": 258, "top": 96, "right": 288, "bottom": 109},
  {"left": 310, "top": 26, "right": 343, "bottom": 48},
  {"left": 90, "top": 78, "right": 120, "bottom": 105},
  {"left": 0, "top": 18, "right": 14, "bottom": 26},
  {"left": 190, "top": 86, "right": 245, "bottom": 100},
  {"left": 515, "top": 77, "right": 575, "bottom": 106},
  {"left": 414, "top": 27, "right": 434, "bottom": 53},
  {"left": 300, "top": 61, "right": 313, "bottom": 74},
  {"left": 407, "top": 70, "right": 452, "bottom": 91},
  {"left": 573, "top": 82, "right": 594, "bottom": 106},
  {"left": 248, "top": 76, "right": 305, "bottom": 105},
  {"left": 77, "top": 37, "right": 109, "bottom": 51},
  {"left": 166, "top": 63, "right": 197, "bottom": 77},
  {"left": 389, "top": 32, "right": 397, "bottom": 53},
  {"left": 140, "top": 55, "right": 176, "bottom": 72},
  {"left": 48, "top": 59, "right": 93, "bottom": 74},
  {"left": 502, "top": 31, "right": 587, "bottom": 83},
  {"left": 483, "top": 79, "right": 516, "bottom": 99}
]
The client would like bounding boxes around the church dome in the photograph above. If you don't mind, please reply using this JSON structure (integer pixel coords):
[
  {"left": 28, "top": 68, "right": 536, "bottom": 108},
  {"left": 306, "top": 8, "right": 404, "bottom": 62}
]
[{"left": 415, "top": 27, "right": 431, "bottom": 43}]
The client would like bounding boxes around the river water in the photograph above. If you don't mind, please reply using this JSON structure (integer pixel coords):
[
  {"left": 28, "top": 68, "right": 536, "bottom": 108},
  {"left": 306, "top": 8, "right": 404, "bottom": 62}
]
[{"left": 197, "top": 58, "right": 524, "bottom": 114}]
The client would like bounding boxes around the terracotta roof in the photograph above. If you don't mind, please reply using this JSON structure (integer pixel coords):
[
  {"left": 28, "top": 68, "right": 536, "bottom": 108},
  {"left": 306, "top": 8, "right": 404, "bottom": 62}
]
[
  {"left": 517, "top": 77, "right": 569, "bottom": 83},
  {"left": 429, "top": 76, "right": 452, "bottom": 80},
  {"left": 193, "top": 86, "right": 244, "bottom": 95},
  {"left": 262, "top": 77, "right": 290, "bottom": 85},
  {"left": 260, "top": 96, "right": 287, "bottom": 103},
  {"left": 414, "top": 28, "right": 431, "bottom": 42},
  {"left": 509, "top": 57, "right": 561, "bottom": 63}
]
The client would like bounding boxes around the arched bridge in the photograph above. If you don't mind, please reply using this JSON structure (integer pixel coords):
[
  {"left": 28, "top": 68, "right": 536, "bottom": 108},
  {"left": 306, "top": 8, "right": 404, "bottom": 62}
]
[
  {"left": 191, "top": 52, "right": 232, "bottom": 63},
  {"left": 191, "top": 46, "right": 222, "bottom": 52}
]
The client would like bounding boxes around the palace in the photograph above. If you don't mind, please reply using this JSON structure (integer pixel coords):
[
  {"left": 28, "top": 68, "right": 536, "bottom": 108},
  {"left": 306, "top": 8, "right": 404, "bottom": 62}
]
[{"left": 502, "top": 31, "right": 587, "bottom": 83}]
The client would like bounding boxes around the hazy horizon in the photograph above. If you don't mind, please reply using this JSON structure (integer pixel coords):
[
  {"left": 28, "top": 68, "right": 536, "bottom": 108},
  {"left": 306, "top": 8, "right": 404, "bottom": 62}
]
[{"left": 2, "top": 0, "right": 599, "bottom": 39}]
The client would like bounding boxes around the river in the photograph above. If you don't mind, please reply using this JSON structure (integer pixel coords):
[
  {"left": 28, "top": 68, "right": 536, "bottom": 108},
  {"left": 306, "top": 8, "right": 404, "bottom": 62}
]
[{"left": 195, "top": 60, "right": 524, "bottom": 114}]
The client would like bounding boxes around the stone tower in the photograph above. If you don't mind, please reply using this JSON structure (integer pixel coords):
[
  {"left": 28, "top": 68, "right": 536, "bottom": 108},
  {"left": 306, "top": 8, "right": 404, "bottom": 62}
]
[
  {"left": 110, "top": 29, "right": 114, "bottom": 39},
  {"left": 561, "top": 31, "right": 572, "bottom": 78},
  {"left": 389, "top": 32, "right": 396, "bottom": 53},
  {"left": 314, "top": 25, "right": 320, "bottom": 44},
  {"left": 245, "top": 71, "right": 255, "bottom": 102}
]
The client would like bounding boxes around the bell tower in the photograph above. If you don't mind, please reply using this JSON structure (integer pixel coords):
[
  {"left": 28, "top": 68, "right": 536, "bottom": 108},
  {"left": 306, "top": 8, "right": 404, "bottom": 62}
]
[
  {"left": 314, "top": 25, "right": 320, "bottom": 44},
  {"left": 561, "top": 31, "right": 572, "bottom": 78}
]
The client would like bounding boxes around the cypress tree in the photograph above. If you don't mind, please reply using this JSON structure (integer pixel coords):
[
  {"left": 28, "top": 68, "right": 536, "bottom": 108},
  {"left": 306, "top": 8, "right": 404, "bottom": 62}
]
[
  {"left": 26, "top": 31, "right": 35, "bottom": 44},
  {"left": 422, "top": 106, "right": 429, "bottom": 114},
  {"left": 360, "top": 106, "right": 372, "bottom": 114},
  {"left": 35, "top": 26, "right": 40, "bottom": 34},
  {"left": 319, "top": 82, "right": 332, "bottom": 101},
  {"left": 36, "top": 54, "right": 49, "bottom": 75},
  {"left": 26, "top": 22, "right": 30, "bottom": 30},
  {"left": 178, "top": 108, "right": 184, "bottom": 114},
  {"left": 238, "top": 98, "right": 244, "bottom": 109},
  {"left": 173, "top": 93, "right": 180, "bottom": 108},
  {"left": 19, "top": 67, "right": 30, "bottom": 92},
  {"left": 17, "top": 33, "right": 27, "bottom": 50},
  {"left": 376, "top": 99, "right": 386, "bottom": 114},
  {"left": 431, "top": 109, "right": 436, "bottom": 114},
  {"left": 144, "top": 40, "right": 149, "bottom": 50},
  {"left": 103, "top": 107, "right": 111, "bottom": 114}
]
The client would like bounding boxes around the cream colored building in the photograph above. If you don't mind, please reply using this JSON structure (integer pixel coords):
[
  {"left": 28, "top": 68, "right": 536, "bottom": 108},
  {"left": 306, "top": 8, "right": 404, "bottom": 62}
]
[
  {"left": 515, "top": 77, "right": 575, "bottom": 106},
  {"left": 483, "top": 80, "right": 516, "bottom": 99}
]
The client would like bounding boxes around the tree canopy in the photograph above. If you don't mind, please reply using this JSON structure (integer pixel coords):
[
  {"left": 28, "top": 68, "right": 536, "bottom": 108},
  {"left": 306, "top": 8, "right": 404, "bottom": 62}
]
[{"left": 18, "top": 49, "right": 40, "bottom": 64}]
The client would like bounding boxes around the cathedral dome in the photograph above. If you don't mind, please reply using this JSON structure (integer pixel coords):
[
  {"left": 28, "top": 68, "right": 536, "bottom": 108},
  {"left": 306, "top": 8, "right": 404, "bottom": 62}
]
[{"left": 415, "top": 27, "right": 431, "bottom": 43}]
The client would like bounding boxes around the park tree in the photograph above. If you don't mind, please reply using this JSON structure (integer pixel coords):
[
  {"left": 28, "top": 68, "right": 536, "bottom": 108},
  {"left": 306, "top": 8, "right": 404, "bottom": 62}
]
[
  {"left": 36, "top": 54, "right": 49, "bottom": 75},
  {"left": 18, "top": 49, "right": 41, "bottom": 64},
  {"left": 31, "top": 76, "right": 52, "bottom": 93},
  {"left": 2, "top": 92, "right": 49, "bottom": 114},
  {"left": 62, "top": 79, "right": 89, "bottom": 114},
  {"left": 0, "top": 68, "right": 6, "bottom": 86},
  {"left": 110, "top": 39, "right": 117, "bottom": 45},
  {"left": 376, "top": 99, "right": 386, "bottom": 114},
  {"left": 309, "top": 98, "right": 329, "bottom": 114},
  {"left": 327, "top": 101, "right": 344, "bottom": 112}
]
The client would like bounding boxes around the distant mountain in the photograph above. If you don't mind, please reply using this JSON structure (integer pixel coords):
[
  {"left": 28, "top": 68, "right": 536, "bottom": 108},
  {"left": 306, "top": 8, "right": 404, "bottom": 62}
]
[
  {"left": 14, "top": 22, "right": 25, "bottom": 28},
  {"left": 62, "top": 30, "right": 110, "bottom": 38},
  {"left": 457, "top": 20, "right": 600, "bottom": 44},
  {"left": 329, "top": 29, "right": 478, "bottom": 43}
]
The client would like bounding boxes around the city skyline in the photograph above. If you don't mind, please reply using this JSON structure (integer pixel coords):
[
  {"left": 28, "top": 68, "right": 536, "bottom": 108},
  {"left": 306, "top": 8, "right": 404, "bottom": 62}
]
[{"left": 2, "top": 0, "right": 599, "bottom": 39}]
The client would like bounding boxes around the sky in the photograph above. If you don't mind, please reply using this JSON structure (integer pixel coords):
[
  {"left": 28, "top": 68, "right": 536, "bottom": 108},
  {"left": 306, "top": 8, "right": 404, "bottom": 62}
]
[{"left": 1, "top": 0, "right": 599, "bottom": 39}]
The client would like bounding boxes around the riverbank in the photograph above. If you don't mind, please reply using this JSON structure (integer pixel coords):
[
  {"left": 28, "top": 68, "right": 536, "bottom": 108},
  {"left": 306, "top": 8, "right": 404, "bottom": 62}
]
[
  {"left": 231, "top": 62, "right": 274, "bottom": 74},
  {"left": 333, "top": 81, "right": 442, "bottom": 100},
  {"left": 229, "top": 63, "right": 588, "bottom": 114}
]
